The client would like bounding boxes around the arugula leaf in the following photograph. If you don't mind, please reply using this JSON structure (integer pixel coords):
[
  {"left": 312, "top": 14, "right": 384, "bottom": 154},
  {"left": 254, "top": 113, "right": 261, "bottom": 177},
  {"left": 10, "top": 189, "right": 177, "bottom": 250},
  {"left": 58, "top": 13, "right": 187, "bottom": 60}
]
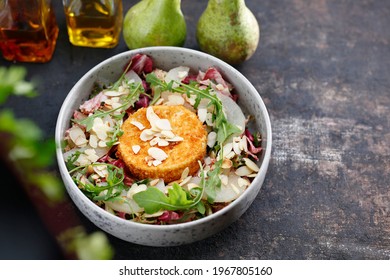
[
  {"left": 71, "top": 163, "right": 126, "bottom": 201},
  {"left": 133, "top": 183, "right": 203, "bottom": 214},
  {"left": 204, "top": 159, "right": 222, "bottom": 203}
]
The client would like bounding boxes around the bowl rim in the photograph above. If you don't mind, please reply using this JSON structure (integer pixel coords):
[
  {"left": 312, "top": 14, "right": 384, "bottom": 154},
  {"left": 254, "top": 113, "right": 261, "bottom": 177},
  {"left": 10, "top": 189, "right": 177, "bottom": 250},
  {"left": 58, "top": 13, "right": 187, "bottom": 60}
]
[{"left": 55, "top": 46, "right": 272, "bottom": 231}]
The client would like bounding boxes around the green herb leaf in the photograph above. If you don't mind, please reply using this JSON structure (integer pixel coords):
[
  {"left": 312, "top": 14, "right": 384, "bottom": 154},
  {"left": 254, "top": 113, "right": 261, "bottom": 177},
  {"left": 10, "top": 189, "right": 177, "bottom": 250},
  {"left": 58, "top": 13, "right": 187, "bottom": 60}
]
[
  {"left": 204, "top": 159, "right": 222, "bottom": 203},
  {"left": 71, "top": 163, "right": 126, "bottom": 201},
  {"left": 133, "top": 183, "right": 202, "bottom": 214}
]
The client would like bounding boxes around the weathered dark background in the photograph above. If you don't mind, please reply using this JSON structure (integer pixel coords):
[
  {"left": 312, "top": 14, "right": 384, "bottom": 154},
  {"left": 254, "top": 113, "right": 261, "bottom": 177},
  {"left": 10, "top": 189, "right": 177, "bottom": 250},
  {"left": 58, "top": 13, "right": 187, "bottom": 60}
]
[{"left": 1, "top": 0, "right": 389, "bottom": 259}]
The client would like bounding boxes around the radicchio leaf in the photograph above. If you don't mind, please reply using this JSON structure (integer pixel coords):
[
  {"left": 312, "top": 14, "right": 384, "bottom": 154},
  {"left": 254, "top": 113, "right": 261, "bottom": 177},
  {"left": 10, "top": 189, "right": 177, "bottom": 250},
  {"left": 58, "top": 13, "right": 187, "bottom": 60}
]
[{"left": 126, "top": 54, "right": 153, "bottom": 75}]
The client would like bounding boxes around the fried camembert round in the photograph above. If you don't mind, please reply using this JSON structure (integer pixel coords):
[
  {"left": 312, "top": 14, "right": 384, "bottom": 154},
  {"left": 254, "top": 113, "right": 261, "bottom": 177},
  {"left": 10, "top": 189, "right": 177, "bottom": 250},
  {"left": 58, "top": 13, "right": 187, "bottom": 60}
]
[{"left": 117, "top": 105, "right": 207, "bottom": 183}]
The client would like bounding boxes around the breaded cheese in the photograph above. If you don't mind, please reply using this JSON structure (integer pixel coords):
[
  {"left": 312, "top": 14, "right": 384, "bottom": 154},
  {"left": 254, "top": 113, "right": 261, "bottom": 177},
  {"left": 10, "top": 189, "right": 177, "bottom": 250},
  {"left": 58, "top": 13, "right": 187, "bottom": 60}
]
[{"left": 117, "top": 105, "right": 207, "bottom": 183}]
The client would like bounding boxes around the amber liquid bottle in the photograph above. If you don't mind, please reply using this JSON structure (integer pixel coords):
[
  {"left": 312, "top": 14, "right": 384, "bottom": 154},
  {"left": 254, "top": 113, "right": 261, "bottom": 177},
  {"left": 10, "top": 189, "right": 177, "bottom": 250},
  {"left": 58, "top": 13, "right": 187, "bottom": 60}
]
[
  {"left": 63, "top": 0, "right": 123, "bottom": 48},
  {"left": 0, "top": 0, "right": 59, "bottom": 63}
]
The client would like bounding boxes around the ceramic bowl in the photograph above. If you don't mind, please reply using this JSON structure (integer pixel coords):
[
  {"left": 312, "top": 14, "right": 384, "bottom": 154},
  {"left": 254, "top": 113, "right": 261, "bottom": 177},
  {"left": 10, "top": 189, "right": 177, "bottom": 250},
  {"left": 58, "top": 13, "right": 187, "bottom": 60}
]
[{"left": 55, "top": 46, "right": 272, "bottom": 246}]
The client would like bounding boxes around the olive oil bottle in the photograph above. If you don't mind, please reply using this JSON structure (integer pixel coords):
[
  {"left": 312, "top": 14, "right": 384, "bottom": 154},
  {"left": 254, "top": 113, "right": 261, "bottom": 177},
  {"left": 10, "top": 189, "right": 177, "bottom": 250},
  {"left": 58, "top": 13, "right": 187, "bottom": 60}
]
[{"left": 63, "top": 0, "right": 123, "bottom": 48}]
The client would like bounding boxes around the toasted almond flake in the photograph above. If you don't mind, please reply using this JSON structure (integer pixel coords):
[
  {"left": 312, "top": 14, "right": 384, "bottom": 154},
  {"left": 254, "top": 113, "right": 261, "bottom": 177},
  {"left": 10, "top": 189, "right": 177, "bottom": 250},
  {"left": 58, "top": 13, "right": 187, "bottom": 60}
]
[
  {"left": 247, "top": 173, "right": 258, "bottom": 178},
  {"left": 179, "top": 176, "right": 192, "bottom": 186},
  {"left": 198, "top": 108, "right": 208, "bottom": 123},
  {"left": 222, "top": 158, "right": 233, "bottom": 169},
  {"left": 205, "top": 112, "right": 215, "bottom": 126},
  {"left": 93, "top": 165, "right": 108, "bottom": 178},
  {"left": 240, "top": 136, "right": 248, "bottom": 152},
  {"left": 152, "top": 159, "right": 162, "bottom": 166},
  {"left": 161, "top": 130, "right": 175, "bottom": 139},
  {"left": 244, "top": 158, "right": 260, "bottom": 172},
  {"left": 184, "top": 94, "right": 196, "bottom": 106},
  {"left": 235, "top": 165, "right": 253, "bottom": 177},
  {"left": 233, "top": 137, "right": 241, "bottom": 154},
  {"left": 155, "top": 118, "right": 172, "bottom": 131},
  {"left": 225, "top": 151, "right": 236, "bottom": 159},
  {"left": 78, "top": 154, "right": 91, "bottom": 166},
  {"left": 149, "top": 137, "right": 160, "bottom": 146},
  {"left": 146, "top": 106, "right": 160, "bottom": 125},
  {"left": 130, "top": 120, "right": 145, "bottom": 130},
  {"left": 69, "top": 126, "right": 87, "bottom": 146},
  {"left": 89, "top": 134, "right": 98, "bottom": 148},
  {"left": 155, "top": 98, "right": 164, "bottom": 105},
  {"left": 104, "top": 90, "right": 123, "bottom": 97},
  {"left": 149, "top": 179, "right": 160, "bottom": 186},
  {"left": 166, "top": 94, "right": 185, "bottom": 105},
  {"left": 181, "top": 167, "right": 190, "bottom": 180},
  {"left": 132, "top": 145, "right": 141, "bottom": 154},
  {"left": 238, "top": 177, "right": 250, "bottom": 188},
  {"left": 98, "top": 140, "right": 107, "bottom": 148},
  {"left": 144, "top": 211, "right": 165, "bottom": 218},
  {"left": 75, "top": 135, "right": 88, "bottom": 146},
  {"left": 157, "top": 139, "right": 169, "bottom": 147},
  {"left": 95, "top": 130, "right": 107, "bottom": 141},
  {"left": 84, "top": 149, "right": 99, "bottom": 162},
  {"left": 148, "top": 147, "right": 168, "bottom": 161},
  {"left": 167, "top": 136, "right": 184, "bottom": 142},
  {"left": 140, "top": 129, "right": 154, "bottom": 141},
  {"left": 206, "top": 131, "right": 216, "bottom": 148}
]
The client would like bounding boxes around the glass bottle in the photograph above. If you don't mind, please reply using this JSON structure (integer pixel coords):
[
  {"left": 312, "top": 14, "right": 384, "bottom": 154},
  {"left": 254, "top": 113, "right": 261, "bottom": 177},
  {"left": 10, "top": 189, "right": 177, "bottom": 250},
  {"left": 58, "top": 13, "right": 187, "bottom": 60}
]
[
  {"left": 0, "top": 0, "right": 59, "bottom": 63},
  {"left": 63, "top": 0, "right": 123, "bottom": 48}
]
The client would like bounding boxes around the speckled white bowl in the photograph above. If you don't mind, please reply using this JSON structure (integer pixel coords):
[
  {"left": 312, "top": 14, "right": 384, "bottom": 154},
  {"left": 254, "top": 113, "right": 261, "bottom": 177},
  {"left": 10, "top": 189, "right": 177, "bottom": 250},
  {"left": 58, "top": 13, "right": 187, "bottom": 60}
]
[{"left": 55, "top": 46, "right": 272, "bottom": 247}]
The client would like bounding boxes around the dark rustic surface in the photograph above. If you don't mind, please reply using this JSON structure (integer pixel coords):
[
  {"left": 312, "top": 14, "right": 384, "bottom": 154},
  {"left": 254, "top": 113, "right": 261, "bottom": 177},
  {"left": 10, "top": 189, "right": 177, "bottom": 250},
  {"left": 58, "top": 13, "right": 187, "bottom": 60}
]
[{"left": 1, "top": 0, "right": 389, "bottom": 260}]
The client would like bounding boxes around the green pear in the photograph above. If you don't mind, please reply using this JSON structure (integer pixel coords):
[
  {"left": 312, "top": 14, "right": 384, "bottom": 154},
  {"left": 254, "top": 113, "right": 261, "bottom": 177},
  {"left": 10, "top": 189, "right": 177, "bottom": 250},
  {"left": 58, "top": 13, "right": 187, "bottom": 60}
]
[
  {"left": 123, "top": 0, "right": 186, "bottom": 49},
  {"left": 196, "top": 0, "right": 260, "bottom": 64}
]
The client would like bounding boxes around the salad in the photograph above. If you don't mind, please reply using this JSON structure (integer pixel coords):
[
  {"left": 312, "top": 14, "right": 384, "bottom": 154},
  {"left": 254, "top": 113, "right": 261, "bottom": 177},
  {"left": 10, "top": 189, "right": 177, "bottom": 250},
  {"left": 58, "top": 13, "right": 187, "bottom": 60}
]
[{"left": 63, "top": 54, "right": 262, "bottom": 224}]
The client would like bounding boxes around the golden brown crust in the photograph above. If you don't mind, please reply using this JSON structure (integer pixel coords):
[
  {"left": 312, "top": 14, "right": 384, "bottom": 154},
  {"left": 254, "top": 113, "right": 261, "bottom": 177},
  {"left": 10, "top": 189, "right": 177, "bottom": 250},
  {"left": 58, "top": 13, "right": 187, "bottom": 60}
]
[{"left": 117, "top": 105, "right": 207, "bottom": 182}]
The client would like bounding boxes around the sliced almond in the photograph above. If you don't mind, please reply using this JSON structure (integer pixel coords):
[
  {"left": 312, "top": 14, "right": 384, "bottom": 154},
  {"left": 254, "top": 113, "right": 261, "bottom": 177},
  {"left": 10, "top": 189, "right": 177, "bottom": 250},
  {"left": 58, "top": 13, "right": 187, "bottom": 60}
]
[
  {"left": 167, "top": 136, "right": 184, "bottom": 142},
  {"left": 161, "top": 130, "right": 175, "bottom": 139},
  {"left": 240, "top": 136, "right": 248, "bottom": 152},
  {"left": 152, "top": 159, "right": 162, "bottom": 166},
  {"left": 222, "top": 158, "right": 233, "bottom": 169},
  {"left": 146, "top": 106, "right": 160, "bottom": 126},
  {"left": 155, "top": 119, "right": 172, "bottom": 131},
  {"left": 166, "top": 94, "right": 185, "bottom": 105},
  {"left": 157, "top": 139, "right": 169, "bottom": 147},
  {"left": 235, "top": 165, "right": 253, "bottom": 177},
  {"left": 243, "top": 158, "right": 260, "bottom": 172},
  {"left": 140, "top": 129, "right": 154, "bottom": 141},
  {"left": 180, "top": 167, "right": 190, "bottom": 180},
  {"left": 69, "top": 126, "right": 87, "bottom": 146},
  {"left": 149, "top": 137, "right": 160, "bottom": 146},
  {"left": 148, "top": 147, "right": 168, "bottom": 161},
  {"left": 130, "top": 120, "right": 145, "bottom": 130},
  {"left": 89, "top": 134, "right": 98, "bottom": 148},
  {"left": 198, "top": 108, "right": 208, "bottom": 123},
  {"left": 132, "top": 145, "right": 141, "bottom": 154}
]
